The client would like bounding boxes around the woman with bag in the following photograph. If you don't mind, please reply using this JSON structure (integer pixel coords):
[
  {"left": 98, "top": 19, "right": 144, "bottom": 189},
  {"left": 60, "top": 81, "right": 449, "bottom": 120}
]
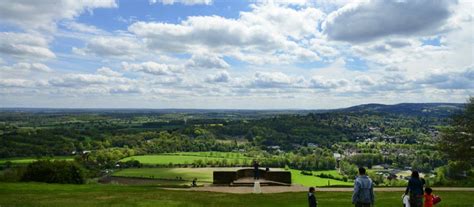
[{"left": 405, "top": 171, "right": 424, "bottom": 207}]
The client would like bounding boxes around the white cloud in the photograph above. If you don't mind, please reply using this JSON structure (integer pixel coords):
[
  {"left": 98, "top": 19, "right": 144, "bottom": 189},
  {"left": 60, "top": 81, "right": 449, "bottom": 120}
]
[
  {"left": 128, "top": 4, "right": 325, "bottom": 64},
  {"left": 324, "top": 0, "right": 456, "bottom": 42},
  {"left": 1, "top": 62, "right": 52, "bottom": 73},
  {"left": 0, "top": 79, "right": 36, "bottom": 88},
  {"left": 97, "top": 67, "right": 122, "bottom": 77},
  {"left": 0, "top": 0, "right": 117, "bottom": 31},
  {"left": 63, "top": 21, "right": 105, "bottom": 34},
  {"left": 252, "top": 71, "right": 296, "bottom": 88},
  {"left": 310, "top": 76, "right": 349, "bottom": 89},
  {"left": 122, "top": 61, "right": 183, "bottom": 76},
  {"left": 73, "top": 36, "right": 142, "bottom": 57},
  {"left": 0, "top": 32, "right": 55, "bottom": 59},
  {"left": 149, "top": 0, "right": 212, "bottom": 5}
]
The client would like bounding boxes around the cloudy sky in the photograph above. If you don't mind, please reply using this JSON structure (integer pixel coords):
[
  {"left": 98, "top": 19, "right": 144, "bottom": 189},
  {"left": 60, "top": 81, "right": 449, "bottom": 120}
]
[{"left": 0, "top": 0, "right": 472, "bottom": 109}]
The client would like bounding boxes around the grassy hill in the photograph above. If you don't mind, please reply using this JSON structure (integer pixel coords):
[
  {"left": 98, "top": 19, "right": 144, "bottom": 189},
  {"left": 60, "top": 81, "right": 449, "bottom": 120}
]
[{"left": 1, "top": 182, "right": 473, "bottom": 207}]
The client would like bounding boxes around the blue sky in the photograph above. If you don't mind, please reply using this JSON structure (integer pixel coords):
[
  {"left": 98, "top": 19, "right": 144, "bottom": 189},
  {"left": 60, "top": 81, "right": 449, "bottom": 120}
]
[{"left": 0, "top": 0, "right": 472, "bottom": 109}]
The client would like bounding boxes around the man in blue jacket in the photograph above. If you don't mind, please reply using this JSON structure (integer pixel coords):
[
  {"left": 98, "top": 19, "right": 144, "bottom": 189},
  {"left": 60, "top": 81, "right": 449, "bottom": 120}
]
[{"left": 352, "top": 167, "right": 375, "bottom": 207}]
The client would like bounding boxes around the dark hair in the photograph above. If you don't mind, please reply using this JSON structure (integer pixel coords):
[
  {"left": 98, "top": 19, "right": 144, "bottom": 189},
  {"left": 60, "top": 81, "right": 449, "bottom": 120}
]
[
  {"left": 359, "top": 167, "right": 366, "bottom": 175},
  {"left": 425, "top": 187, "right": 432, "bottom": 194},
  {"left": 411, "top": 171, "right": 420, "bottom": 179},
  {"left": 309, "top": 187, "right": 315, "bottom": 192}
]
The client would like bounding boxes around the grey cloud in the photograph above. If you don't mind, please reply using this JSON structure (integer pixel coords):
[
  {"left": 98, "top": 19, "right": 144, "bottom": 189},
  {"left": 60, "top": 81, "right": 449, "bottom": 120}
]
[
  {"left": 324, "top": 0, "right": 456, "bottom": 42},
  {"left": 310, "top": 76, "right": 349, "bottom": 89},
  {"left": 417, "top": 66, "right": 474, "bottom": 89},
  {"left": 205, "top": 71, "right": 230, "bottom": 83},
  {"left": 186, "top": 53, "right": 230, "bottom": 69}
]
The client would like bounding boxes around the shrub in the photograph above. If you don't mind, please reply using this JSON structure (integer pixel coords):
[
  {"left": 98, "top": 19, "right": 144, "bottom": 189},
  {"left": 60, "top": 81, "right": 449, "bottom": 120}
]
[{"left": 21, "top": 160, "right": 85, "bottom": 184}]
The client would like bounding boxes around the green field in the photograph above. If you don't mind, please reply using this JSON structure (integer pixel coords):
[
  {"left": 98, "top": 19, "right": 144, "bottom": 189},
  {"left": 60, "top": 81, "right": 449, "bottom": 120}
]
[
  {"left": 121, "top": 153, "right": 250, "bottom": 165},
  {"left": 289, "top": 169, "right": 353, "bottom": 187},
  {"left": 113, "top": 168, "right": 240, "bottom": 183},
  {"left": 0, "top": 156, "right": 73, "bottom": 164},
  {"left": 113, "top": 168, "right": 353, "bottom": 187},
  {"left": 0, "top": 182, "right": 473, "bottom": 207}
]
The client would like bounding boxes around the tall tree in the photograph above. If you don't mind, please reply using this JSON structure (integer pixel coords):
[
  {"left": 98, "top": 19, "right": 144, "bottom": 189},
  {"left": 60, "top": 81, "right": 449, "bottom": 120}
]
[{"left": 438, "top": 97, "right": 474, "bottom": 167}]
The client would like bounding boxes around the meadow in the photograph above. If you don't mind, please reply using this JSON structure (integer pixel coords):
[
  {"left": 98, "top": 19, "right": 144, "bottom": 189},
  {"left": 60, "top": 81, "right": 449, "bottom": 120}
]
[
  {"left": 0, "top": 156, "right": 73, "bottom": 165},
  {"left": 120, "top": 153, "right": 250, "bottom": 165},
  {"left": 0, "top": 182, "right": 473, "bottom": 207},
  {"left": 113, "top": 168, "right": 353, "bottom": 187}
]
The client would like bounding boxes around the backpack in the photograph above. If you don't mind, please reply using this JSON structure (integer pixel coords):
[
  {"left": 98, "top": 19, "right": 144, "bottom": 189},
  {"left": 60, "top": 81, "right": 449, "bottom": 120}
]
[{"left": 433, "top": 196, "right": 441, "bottom": 205}]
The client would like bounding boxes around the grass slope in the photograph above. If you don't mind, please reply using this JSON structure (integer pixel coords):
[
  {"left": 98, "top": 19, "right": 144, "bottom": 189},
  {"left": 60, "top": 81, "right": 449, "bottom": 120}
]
[{"left": 0, "top": 182, "right": 473, "bottom": 207}]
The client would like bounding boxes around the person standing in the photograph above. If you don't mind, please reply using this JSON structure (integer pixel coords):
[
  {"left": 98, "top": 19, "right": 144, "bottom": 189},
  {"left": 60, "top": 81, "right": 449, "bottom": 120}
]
[
  {"left": 308, "top": 187, "right": 318, "bottom": 207},
  {"left": 352, "top": 167, "right": 375, "bottom": 207},
  {"left": 253, "top": 160, "right": 260, "bottom": 180},
  {"left": 405, "top": 171, "right": 424, "bottom": 207}
]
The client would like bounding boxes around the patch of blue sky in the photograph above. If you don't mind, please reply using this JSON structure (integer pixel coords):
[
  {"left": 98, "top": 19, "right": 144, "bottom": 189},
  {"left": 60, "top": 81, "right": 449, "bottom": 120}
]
[
  {"left": 76, "top": 0, "right": 251, "bottom": 32},
  {"left": 421, "top": 36, "right": 441, "bottom": 46},
  {"left": 50, "top": 36, "right": 85, "bottom": 54},
  {"left": 0, "top": 24, "right": 23, "bottom": 33},
  {"left": 223, "top": 56, "right": 248, "bottom": 68},
  {"left": 48, "top": 54, "right": 105, "bottom": 73},
  {"left": 345, "top": 56, "right": 368, "bottom": 71}
]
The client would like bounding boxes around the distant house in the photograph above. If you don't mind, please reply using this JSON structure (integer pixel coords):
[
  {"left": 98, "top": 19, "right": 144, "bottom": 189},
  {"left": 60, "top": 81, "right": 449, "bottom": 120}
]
[
  {"left": 268, "top": 145, "right": 280, "bottom": 150},
  {"left": 307, "top": 143, "right": 318, "bottom": 147}
]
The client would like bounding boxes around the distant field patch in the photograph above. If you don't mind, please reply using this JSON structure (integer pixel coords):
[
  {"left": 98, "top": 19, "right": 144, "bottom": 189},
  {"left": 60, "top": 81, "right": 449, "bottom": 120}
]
[
  {"left": 289, "top": 169, "right": 353, "bottom": 187},
  {"left": 0, "top": 156, "right": 73, "bottom": 165},
  {"left": 121, "top": 153, "right": 251, "bottom": 165}
]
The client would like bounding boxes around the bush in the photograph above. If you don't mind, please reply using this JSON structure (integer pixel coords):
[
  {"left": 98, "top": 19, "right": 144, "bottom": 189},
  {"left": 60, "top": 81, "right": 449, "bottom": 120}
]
[
  {"left": 0, "top": 167, "right": 26, "bottom": 182},
  {"left": 300, "top": 170, "right": 313, "bottom": 176},
  {"left": 21, "top": 160, "right": 85, "bottom": 184}
]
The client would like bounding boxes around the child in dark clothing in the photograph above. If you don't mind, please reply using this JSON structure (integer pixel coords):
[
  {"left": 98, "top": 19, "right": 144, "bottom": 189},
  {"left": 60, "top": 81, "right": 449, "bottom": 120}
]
[{"left": 308, "top": 187, "right": 317, "bottom": 207}]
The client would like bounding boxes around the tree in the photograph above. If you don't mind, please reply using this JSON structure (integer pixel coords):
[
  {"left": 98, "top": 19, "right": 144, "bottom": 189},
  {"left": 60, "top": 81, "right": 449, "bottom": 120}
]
[{"left": 438, "top": 97, "right": 474, "bottom": 176}]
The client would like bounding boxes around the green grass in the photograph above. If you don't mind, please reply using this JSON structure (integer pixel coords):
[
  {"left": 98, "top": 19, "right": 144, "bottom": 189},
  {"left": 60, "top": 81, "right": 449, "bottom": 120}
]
[
  {"left": 0, "top": 156, "right": 73, "bottom": 164},
  {"left": 0, "top": 182, "right": 473, "bottom": 207},
  {"left": 113, "top": 168, "right": 352, "bottom": 187},
  {"left": 121, "top": 154, "right": 250, "bottom": 165},
  {"left": 113, "top": 168, "right": 238, "bottom": 183},
  {"left": 289, "top": 169, "right": 353, "bottom": 187}
]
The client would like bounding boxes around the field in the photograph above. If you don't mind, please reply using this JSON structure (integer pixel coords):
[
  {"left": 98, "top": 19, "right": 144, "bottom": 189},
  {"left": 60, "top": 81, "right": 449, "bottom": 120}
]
[
  {"left": 121, "top": 152, "right": 250, "bottom": 165},
  {"left": 113, "top": 168, "right": 240, "bottom": 183},
  {"left": 113, "top": 168, "right": 353, "bottom": 187},
  {"left": 289, "top": 169, "right": 353, "bottom": 187},
  {"left": 1, "top": 182, "right": 473, "bottom": 207},
  {"left": 0, "top": 156, "right": 73, "bottom": 165}
]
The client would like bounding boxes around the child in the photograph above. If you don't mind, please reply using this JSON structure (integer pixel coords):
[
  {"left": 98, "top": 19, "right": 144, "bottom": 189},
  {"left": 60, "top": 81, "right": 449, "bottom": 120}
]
[
  {"left": 402, "top": 194, "right": 411, "bottom": 207},
  {"left": 308, "top": 187, "right": 318, "bottom": 207},
  {"left": 424, "top": 187, "right": 434, "bottom": 207}
]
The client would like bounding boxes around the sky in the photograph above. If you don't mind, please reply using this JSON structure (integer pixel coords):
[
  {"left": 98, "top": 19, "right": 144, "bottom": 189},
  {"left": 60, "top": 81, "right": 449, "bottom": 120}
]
[{"left": 0, "top": 0, "right": 473, "bottom": 109}]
